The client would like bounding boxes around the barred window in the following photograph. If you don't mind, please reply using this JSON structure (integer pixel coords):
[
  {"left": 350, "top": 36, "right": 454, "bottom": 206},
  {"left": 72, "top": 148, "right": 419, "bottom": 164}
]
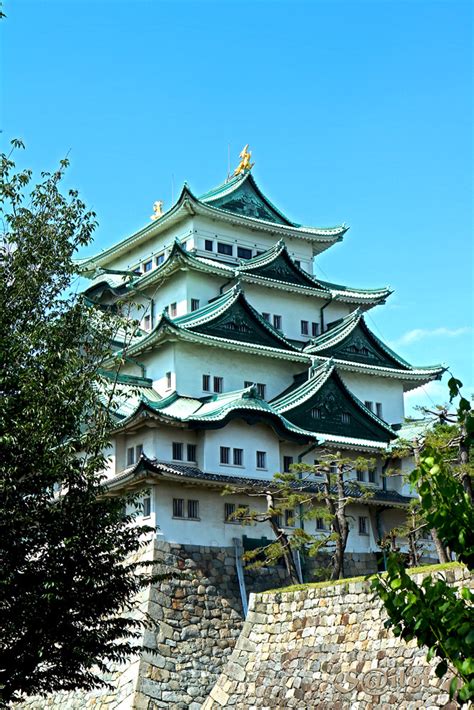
[
  {"left": 283, "top": 456, "right": 294, "bottom": 473},
  {"left": 220, "top": 447, "right": 230, "bottom": 465},
  {"left": 191, "top": 298, "right": 200, "bottom": 311},
  {"left": 187, "top": 500, "right": 199, "bottom": 519},
  {"left": 256, "top": 451, "right": 267, "bottom": 469},
  {"left": 173, "top": 498, "right": 185, "bottom": 518},
  {"left": 233, "top": 448, "right": 243, "bottom": 466},
  {"left": 224, "top": 502, "right": 236, "bottom": 522},
  {"left": 187, "top": 444, "right": 196, "bottom": 462},
  {"left": 172, "top": 442, "right": 183, "bottom": 461},
  {"left": 202, "top": 374, "right": 210, "bottom": 391},
  {"left": 213, "top": 376, "right": 223, "bottom": 393},
  {"left": 358, "top": 516, "right": 369, "bottom": 535}
]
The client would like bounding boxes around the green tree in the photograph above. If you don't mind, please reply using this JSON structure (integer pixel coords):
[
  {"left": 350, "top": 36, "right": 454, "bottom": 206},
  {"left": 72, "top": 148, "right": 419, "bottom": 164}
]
[
  {"left": 0, "top": 142, "right": 154, "bottom": 704},
  {"left": 372, "top": 378, "right": 474, "bottom": 704}
]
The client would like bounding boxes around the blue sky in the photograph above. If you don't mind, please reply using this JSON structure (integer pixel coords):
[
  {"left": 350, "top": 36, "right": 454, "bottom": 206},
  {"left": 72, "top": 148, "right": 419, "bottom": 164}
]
[{"left": 2, "top": 0, "right": 472, "bottom": 414}]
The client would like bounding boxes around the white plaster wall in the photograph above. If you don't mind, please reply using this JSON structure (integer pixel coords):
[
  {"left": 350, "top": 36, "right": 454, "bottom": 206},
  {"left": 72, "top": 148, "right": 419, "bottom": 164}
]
[
  {"left": 174, "top": 342, "right": 306, "bottom": 400},
  {"left": 139, "top": 344, "right": 176, "bottom": 394},
  {"left": 339, "top": 371, "right": 405, "bottom": 425}
]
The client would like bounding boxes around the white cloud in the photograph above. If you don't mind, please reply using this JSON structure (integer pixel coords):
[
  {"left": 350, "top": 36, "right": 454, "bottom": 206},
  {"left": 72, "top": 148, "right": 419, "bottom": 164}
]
[
  {"left": 394, "top": 326, "right": 471, "bottom": 347},
  {"left": 404, "top": 380, "right": 474, "bottom": 418}
]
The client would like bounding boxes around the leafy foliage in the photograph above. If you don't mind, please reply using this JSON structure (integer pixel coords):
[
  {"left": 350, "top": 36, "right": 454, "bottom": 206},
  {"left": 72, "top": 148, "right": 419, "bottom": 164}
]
[
  {"left": 372, "top": 379, "right": 474, "bottom": 704},
  {"left": 0, "top": 143, "right": 155, "bottom": 703}
]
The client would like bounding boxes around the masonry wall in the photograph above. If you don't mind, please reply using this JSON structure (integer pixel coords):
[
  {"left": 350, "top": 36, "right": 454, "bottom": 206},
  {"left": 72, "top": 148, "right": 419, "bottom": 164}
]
[{"left": 204, "top": 564, "right": 470, "bottom": 710}]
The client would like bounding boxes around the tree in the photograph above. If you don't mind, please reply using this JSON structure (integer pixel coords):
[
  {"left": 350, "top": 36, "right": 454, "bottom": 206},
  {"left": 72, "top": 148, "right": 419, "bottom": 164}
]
[
  {"left": 226, "top": 451, "right": 374, "bottom": 584},
  {"left": 371, "top": 378, "right": 474, "bottom": 704},
  {"left": 0, "top": 142, "right": 154, "bottom": 703}
]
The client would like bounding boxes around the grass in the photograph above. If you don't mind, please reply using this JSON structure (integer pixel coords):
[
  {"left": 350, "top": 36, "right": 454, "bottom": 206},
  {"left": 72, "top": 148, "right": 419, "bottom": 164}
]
[{"left": 262, "top": 561, "right": 462, "bottom": 595}]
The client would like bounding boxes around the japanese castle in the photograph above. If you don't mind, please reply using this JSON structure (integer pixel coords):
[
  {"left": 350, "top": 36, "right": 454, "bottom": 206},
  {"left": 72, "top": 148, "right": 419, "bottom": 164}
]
[{"left": 80, "top": 148, "right": 444, "bottom": 573}]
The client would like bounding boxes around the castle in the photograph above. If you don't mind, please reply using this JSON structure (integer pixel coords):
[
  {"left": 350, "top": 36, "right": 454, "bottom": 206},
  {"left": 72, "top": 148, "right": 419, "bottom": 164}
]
[{"left": 80, "top": 148, "right": 444, "bottom": 578}]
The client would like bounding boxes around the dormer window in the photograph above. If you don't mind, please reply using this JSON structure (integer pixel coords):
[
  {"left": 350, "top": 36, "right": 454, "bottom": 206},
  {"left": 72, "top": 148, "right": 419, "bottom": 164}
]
[
  {"left": 341, "top": 412, "right": 351, "bottom": 425},
  {"left": 311, "top": 407, "right": 322, "bottom": 419}
]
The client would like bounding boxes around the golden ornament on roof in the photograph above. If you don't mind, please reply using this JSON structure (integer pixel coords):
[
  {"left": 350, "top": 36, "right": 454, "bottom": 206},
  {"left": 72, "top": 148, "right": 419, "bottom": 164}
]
[
  {"left": 233, "top": 144, "right": 255, "bottom": 176},
  {"left": 150, "top": 200, "right": 164, "bottom": 221}
]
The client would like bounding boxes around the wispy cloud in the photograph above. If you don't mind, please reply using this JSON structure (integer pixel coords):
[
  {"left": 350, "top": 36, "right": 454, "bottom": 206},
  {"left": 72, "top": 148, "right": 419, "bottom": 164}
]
[
  {"left": 404, "top": 380, "right": 474, "bottom": 418},
  {"left": 393, "top": 326, "right": 471, "bottom": 347}
]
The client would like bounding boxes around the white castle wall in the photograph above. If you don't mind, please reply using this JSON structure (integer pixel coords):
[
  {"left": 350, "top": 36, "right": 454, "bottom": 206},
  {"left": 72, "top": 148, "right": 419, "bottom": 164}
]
[{"left": 339, "top": 370, "right": 405, "bottom": 425}]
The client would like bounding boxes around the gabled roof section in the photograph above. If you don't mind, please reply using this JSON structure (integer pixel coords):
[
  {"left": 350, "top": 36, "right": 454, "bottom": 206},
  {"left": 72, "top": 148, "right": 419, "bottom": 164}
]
[
  {"left": 199, "top": 171, "right": 294, "bottom": 225},
  {"left": 237, "top": 239, "right": 329, "bottom": 290},
  {"left": 174, "top": 284, "right": 298, "bottom": 351},
  {"left": 271, "top": 361, "right": 397, "bottom": 444},
  {"left": 114, "top": 385, "right": 319, "bottom": 444}
]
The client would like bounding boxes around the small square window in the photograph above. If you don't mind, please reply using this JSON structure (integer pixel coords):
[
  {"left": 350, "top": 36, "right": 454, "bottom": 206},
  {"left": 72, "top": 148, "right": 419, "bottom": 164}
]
[
  {"left": 217, "top": 242, "right": 233, "bottom": 256},
  {"left": 233, "top": 448, "right": 243, "bottom": 466},
  {"left": 127, "top": 447, "right": 135, "bottom": 466},
  {"left": 156, "top": 253, "right": 165, "bottom": 266},
  {"left": 376, "top": 402, "right": 383, "bottom": 419},
  {"left": 213, "top": 376, "right": 223, "bottom": 393},
  {"left": 311, "top": 407, "right": 322, "bottom": 419},
  {"left": 341, "top": 412, "right": 351, "bottom": 424},
  {"left": 368, "top": 468, "right": 377, "bottom": 484},
  {"left": 142, "top": 491, "right": 151, "bottom": 517},
  {"left": 365, "top": 401, "right": 373, "bottom": 412},
  {"left": 143, "top": 260, "right": 153, "bottom": 273},
  {"left": 204, "top": 239, "right": 214, "bottom": 252},
  {"left": 358, "top": 516, "right": 368, "bottom": 535},
  {"left": 220, "top": 446, "right": 230, "bottom": 465},
  {"left": 202, "top": 374, "right": 210, "bottom": 391},
  {"left": 312, "top": 322, "right": 320, "bottom": 337},
  {"left": 283, "top": 456, "right": 294, "bottom": 473},
  {"left": 187, "top": 444, "right": 197, "bottom": 462},
  {"left": 273, "top": 315, "right": 282, "bottom": 331},
  {"left": 301, "top": 320, "right": 309, "bottom": 336},
  {"left": 244, "top": 380, "right": 253, "bottom": 388},
  {"left": 224, "top": 502, "right": 236, "bottom": 522},
  {"left": 237, "top": 246, "right": 252, "bottom": 260},
  {"left": 256, "top": 451, "right": 267, "bottom": 469},
  {"left": 187, "top": 499, "right": 199, "bottom": 519},
  {"left": 172, "top": 442, "right": 183, "bottom": 461},
  {"left": 169, "top": 302, "right": 177, "bottom": 317},
  {"left": 262, "top": 312, "right": 271, "bottom": 322},
  {"left": 166, "top": 371, "right": 172, "bottom": 389},
  {"left": 173, "top": 498, "right": 185, "bottom": 518},
  {"left": 191, "top": 298, "right": 200, "bottom": 312}
]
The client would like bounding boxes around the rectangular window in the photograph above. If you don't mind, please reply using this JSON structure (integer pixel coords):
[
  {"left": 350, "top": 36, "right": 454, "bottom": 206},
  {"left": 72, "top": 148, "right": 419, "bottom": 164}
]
[
  {"left": 330, "top": 462, "right": 338, "bottom": 474},
  {"left": 224, "top": 502, "right": 236, "bottom": 522},
  {"left": 262, "top": 312, "right": 271, "bottom": 322},
  {"left": 341, "top": 412, "right": 351, "bottom": 424},
  {"left": 376, "top": 402, "right": 383, "bottom": 419},
  {"left": 357, "top": 469, "right": 365, "bottom": 482},
  {"left": 256, "top": 383, "right": 266, "bottom": 398},
  {"left": 237, "top": 246, "right": 252, "bottom": 259},
  {"left": 202, "top": 374, "right": 210, "bottom": 392},
  {"left": 301, "top": 320, "right": 309, "bottom": 336},
  {"left": 244, "top": 380, "right": 253, "bottom": 388},
  {"left": 173, "top": 498, "right": 185, "bottom": 518},
  {"left": 172, "top": 442, "right": 183, "bottom": 461},
  {"left": 284, "top": 509, "right": 295, "bottom": 527},
  {"left": 365, "top": 401, "right": 373, "bottom": 412},
  {"left": 166, "top": 371, "right": 172, "bottom": 389},
  {"left": 187, "top": 444, "right": 197, "bottom": 462},
  {"left": 143, "top": 314, "right": 151, "bottom": 331},
  {"left": 256, "top": 451, "right": 267, "bottom": 469},
  {"left": 233, "top": 448, "right": 243, "bottom": 466},
  {"left": 295, "top": 260, "right": 301, "bottom": 268},
  {"left": 316, "top": 517, "right": 326, "bottom": 531},
  {"left": 358, "top": 516, "right": 369, "bottom": 535},
  {"left": 191, "top": 298, "right": 200, "bottom": 311},
  {"left": 217, "top": 242, "right": 233, "bottom": 256},
  {"left": 143, "top": 259, "right": 153, "bottom": 273},
  {"left": 169, "top": 302, "right": 177, "bottom": 317},
  {"left": 187, "top": 499, "right": 199, "bottom": 519},
  {"left": 213, "top": 376, "right": 223, "bottom": 393},
  {"left": 368, "top": 468, "right": 377, "bottom": 484},
  {"left": 220, "top": 446, "right": 230, "bottom": 465},
  {"left": 312, "top": 322, "right": 320, "bottom": 337},
  {"left": 135, "top": 444, "right": 143, "bottom": 460},
  {"left": 204, "top": 239, "right": 214, "bottom": 252},
  {"left": 156, "top": 253, "right": 165, "bottom": 266},
  {"left": 311, "top": 407, "right": 322, "bottom": 419},
  {"left": 127, "top": 447, "right": 135, "bottom": 466},
  {"left": 273, "top": 315, "right": 282, "bottom": 331},
  {"left": 142, "top": 491, "right": 151, "bottom": 517},
  {"left": 283, "top": 455, "right": 294, "bottom": 473}
]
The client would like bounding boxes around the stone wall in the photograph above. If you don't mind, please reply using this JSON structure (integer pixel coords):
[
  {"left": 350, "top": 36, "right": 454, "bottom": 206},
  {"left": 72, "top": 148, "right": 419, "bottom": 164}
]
[{"left": 204, "top": 564, "right": 471, "bottom": 709}]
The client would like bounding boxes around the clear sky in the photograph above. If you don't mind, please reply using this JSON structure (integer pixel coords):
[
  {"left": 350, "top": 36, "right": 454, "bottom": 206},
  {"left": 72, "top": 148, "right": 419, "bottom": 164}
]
[{"left": 2, "top": 0, "right": 473, "bottom": 414}]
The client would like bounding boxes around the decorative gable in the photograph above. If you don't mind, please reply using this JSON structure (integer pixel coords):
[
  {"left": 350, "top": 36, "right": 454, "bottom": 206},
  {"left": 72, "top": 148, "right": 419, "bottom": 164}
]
[
  {"left": 318, "top": 320, "right": 409, "bottom": 370},
  {"left": 240, "top": 247, "right": 326, "bottom": 289},
  {"left": 208, "top": 178, "right": 289, "bottom": 225}
]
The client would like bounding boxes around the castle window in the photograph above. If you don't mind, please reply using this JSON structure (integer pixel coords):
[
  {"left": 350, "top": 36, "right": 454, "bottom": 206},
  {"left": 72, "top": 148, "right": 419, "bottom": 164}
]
[
  {"left": 172, "top": 442, "right": 183, "bottom": 461},
  {"left": 205, "top": 239, "right": 213, "bottom": 252},
  {"left": 202, "top": 374, "right": 210, "bottom": 391},
  {"left": 173, "top": 498, "right": 185, "bottom": 518},
  {"left": 187, "top": 444, "right": 196, "bottom": 462},
  {"left": 312, "top": 322, "right": 320, "bottom": 337},
  {"left": 376, "top": 402, "right": 383, "bottom": 419},
  {"left": 217, "top": 242, "right": 233, "bottom": 256},
  {"left": 155, "top": 253, "right": 165, "bottom": 266},
  {"left": 301, "top": 320, "right": 309, "bottom": 336},
  {"left": 169, "top": 302, "right": 177, "bottom": 317},
  {"left": 166, "top": 371, "right": 172, "bottom": 389},
  {"left": 311, "top": 407, "right": 322, "bottom": 419},
  {"left": 273, "top": 315, "right": 282, "bottom": 331},
  {"left": 358, "top": 516, "right": 369, "bottom": 535},
  {"left": 245, "top": 381, "right": 266, "bottom": 398},
  {"left": 237, "top": 246, "right": 252, "bottom": 259},
  {"left": 368, "top": 468, "right": 377, "bottom": 484},
  {"left": 233, "top": 448, "right": 243, "bottom": 466},
  {"left": 143, "top": 260, "right": 153, "bottom": 273},
  {"left": 142, "top": 490, "right": 151, "bottom": 518},
  {"left": 213, "top": 376, "right": 223, "bottom": 393},
  {"left": 357, "top": 469, "right": 365, "bottom": 482},
  {"left": 127, "top": 447, "right": 135, "bottom": 466},
  {"left": 283, "top": 456, "right": 294, "bottom": 473},
  {"left": 330, "top": 462, "right": 338, "bottom": 474},
  {"left": 262, "top": 312, "right": 271, "bottom": 322},
  {"left": 285, "top": 509, "right": 295, "bottom": 527},
  {"left": 135, "top": 444, "right": 143, "bottom": 459},
  {"left": 316, "top": 517, "right": 326, "bottom": 531},
  {"left": 224, "top": 502, "right": 236, "bottom": 522},
  {"left": 143, "top": 314, "right": 151, "bottom": 331},
  {"left": 256, "top": 451, "right": 267, "bottom": 469},
  {"left": 341, "top": 412, "right": 351, "bottom": 425},
  {"left": 295, "top": 260, "right": 301, "bottom": 268},
  {"left": 364, "top": 401, "right": 373, "bottom": 412},
  {"left": 220, "top": 446, "right": 230, "bottom": 465},
  {"left": 191, "top": 298, "right": 200, "bottom": 311},
  {"left": 361, "top": 347, "right": 370, "bottom": 356},
  {"left": 187, "top": 499, "right": 199, "bottom": 519}
]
